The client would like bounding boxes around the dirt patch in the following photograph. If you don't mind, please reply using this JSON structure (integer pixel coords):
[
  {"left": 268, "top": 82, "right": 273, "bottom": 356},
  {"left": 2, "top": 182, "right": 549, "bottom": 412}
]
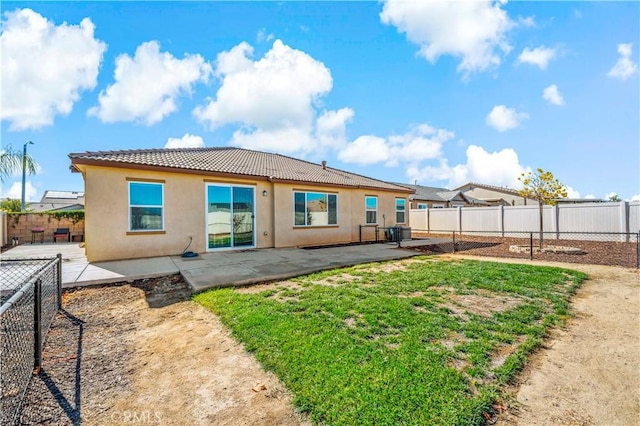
[
  {"left": 235, "top": 280, "right": 303, "bottom": 295},
  {"left": 446, "top": 290, "right": 523, "bottom": 318},
  {"left": 444, "top": 255, "right": 639, "bottom": 426},
  {"left": 18, "top": 277, "right": 307, "bottom": 426}
]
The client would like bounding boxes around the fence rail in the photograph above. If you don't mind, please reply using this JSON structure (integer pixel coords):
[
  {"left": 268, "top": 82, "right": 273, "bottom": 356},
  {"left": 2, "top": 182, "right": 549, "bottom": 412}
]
[
  {"left": 409, "top": 230, "right": 639, "bottom": 269},
  {"left": 0, "top": 255, "right": 62, "bottom": 426}
]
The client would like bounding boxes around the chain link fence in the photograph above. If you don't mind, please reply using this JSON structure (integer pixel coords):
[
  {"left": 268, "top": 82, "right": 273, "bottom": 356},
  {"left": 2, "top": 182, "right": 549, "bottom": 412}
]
[
  {"left": 408, "top": 230, "right": 640, "bottom": 269},
  {"left": 1, "top": 255, "right": 62, "bottom": 426}
]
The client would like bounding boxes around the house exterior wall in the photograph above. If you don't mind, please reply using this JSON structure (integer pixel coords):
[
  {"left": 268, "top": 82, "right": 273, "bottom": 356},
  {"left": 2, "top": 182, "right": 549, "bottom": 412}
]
[
  {"left": 79, "top": 165, "right": 409, "bottom": 261},
  {"left": 82, "top": 165, "right": 273, "bottom": 262},
  {"left": 267, "top": 184, "right": 407, "bottom": 247}
]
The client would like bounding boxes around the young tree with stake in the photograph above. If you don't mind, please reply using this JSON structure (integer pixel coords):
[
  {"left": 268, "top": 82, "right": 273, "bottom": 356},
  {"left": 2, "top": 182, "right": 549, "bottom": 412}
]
[{"left": 518, "top": 168, "right": 568, "bottom": 249}]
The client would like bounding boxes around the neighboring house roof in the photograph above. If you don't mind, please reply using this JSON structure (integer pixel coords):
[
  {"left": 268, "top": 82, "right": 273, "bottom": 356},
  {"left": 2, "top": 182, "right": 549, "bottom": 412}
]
[
  {"left": 556, "top": 198, "right": 605, "bottom": 204},
  {"left": 40, "top": 190, "right": 85, "bottom": 205},
  {"left": 28, "top": 202, "right": 85, "bottom": 212},
  {"left": 393, "top": 183, "right": 490, "bottom": 205},
  {"left": 69, "top": 148, "right": 413, "bottom": 193},
  {"left": 453, "top": 182, "right": 524, "bottom": 197}
]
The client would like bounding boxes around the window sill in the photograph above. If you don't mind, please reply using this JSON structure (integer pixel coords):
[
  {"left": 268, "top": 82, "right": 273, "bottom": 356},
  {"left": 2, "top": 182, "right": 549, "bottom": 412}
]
[
  {"left": 126, "top": 230, "right": 166, "bottom": 236},
  {"left": 293, "top": 225, "right": 339, "bottom": 229}
]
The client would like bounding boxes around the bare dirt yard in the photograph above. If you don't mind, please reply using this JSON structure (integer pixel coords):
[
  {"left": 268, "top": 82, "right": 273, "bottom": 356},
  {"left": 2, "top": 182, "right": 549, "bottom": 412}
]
[
  {"left": 18, "top": 275, "right": 307, "bottom": 426},
  {"left": 17, "top": 256, "right": 639, "bottom": 425}
]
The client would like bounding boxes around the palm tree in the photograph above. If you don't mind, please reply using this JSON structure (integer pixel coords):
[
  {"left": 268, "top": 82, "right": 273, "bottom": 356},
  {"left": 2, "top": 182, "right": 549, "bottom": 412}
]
[{"left": 0, "top": 144, "right": 38, "bottom": 183}]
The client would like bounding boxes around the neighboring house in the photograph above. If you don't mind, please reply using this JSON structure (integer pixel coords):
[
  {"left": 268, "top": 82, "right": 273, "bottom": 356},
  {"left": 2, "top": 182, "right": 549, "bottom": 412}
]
[
  {"left": 555, "top": 198, "right": 605, "bottom": 204},
  {"left": 69, "top": 147, "right": 414, "bottom": 262},
  {"left": 394, "top": 183, "right": 490, "bottom": 209},
  {"left": 454, "top": 182, "right": 535, "bottom": 206},
  {"left": 28, "top": 190, "right": 85, "bottom": 212}
]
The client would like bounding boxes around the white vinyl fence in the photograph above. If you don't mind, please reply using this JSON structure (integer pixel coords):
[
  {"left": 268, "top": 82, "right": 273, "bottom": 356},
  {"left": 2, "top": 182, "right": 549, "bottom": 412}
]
[{"left": 410, "top": 201, "right": 640, "bottom": 242}]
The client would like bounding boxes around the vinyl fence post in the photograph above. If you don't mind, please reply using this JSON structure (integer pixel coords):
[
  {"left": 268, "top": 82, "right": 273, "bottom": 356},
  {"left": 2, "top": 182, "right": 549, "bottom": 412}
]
[
  {"left": 34, "top": 278, "right": 42, "bottom": 371},
  {"left": 636, "top": 232, "right": 639, "bottom": 269},
  {"left": 529, "top": 232, "right": 533, "bottom": 261},
  {"left": 56, "top": 253, "right": 62, "bottom": 309}
]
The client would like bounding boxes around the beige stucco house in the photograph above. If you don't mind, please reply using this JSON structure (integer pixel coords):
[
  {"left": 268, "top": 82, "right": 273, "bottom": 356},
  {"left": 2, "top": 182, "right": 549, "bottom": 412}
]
[
  {"left": 69, "top": 147, "right": 413, "bottom": 262},
  {"left": 393, "top": 183, "right": 490, "bottom": 209}
]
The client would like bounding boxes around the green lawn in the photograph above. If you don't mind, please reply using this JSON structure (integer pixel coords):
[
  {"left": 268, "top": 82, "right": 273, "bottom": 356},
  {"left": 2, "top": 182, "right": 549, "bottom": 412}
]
[{"left": 194, "top": 257, "right": 587, "bottom": 425}]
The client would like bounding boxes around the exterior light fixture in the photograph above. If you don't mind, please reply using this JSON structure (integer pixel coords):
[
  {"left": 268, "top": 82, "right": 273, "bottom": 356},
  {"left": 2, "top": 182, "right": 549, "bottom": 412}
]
[{"left": 262, "top": 190, "right": 268, "bottom": 196}]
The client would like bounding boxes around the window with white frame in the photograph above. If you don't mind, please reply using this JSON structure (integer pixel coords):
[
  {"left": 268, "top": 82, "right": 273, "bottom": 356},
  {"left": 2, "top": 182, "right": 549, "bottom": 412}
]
[
  {"left": 129, "top": 181, "right": 164, "bottom": 231},
  {"left": 432, "top": 204, "right": 445, "bottom": 209},
  {"left": 395, "top": 198, "right": 406, "bottom": 223},
  {"left": 294, "top": 191, "right": 338, "bottom": 226},
  {"left": 417, "top": 203, "right": 428, "bottom": 209},
  {"left": 365, "top": 196, "right": 377, "bottom": 224}
]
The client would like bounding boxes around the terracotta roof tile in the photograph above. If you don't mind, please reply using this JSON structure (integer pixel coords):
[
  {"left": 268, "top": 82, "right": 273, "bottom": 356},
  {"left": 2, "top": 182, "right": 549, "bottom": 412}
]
[{"left": 69, "top": 147, "right": 412, "bottom": 192}]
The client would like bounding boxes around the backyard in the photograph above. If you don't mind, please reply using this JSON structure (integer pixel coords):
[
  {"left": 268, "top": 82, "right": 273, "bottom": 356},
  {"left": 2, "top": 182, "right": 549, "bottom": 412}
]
[
  {"left": 195, "top": 258, "right": 587, "bottom": 424},
  {"left": 15, "top": 256, "right": 639, "bottom": 425}
]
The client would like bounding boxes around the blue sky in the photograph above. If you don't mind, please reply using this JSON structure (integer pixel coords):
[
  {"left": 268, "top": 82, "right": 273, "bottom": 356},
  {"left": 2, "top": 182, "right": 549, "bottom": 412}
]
[{"left": 1, "top": 1, "right": 639, "bottom": 202}]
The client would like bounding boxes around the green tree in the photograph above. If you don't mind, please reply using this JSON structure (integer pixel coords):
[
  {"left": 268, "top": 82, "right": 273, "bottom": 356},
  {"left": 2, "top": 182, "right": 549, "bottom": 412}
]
[
  {"left": 608, "top": 193, "right": 622, "bottom": 202},
  {"left": 0, "top": 198, "right": 22, "bottom": 212},
  {"left": 0, "top": 144, "right": 38, "bottom": 183},
  {"left": 518, "top": 168, "right": 568, "bottom": 248}
]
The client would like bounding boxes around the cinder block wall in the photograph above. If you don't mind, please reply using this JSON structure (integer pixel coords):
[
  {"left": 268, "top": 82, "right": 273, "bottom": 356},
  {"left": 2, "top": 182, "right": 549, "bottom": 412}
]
[{"left": 6, "top": 213, "right": 85, "bottom": 244}]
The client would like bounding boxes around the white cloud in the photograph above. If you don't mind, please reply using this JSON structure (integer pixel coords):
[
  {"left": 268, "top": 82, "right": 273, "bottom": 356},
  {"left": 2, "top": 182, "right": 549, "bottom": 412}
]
[
  {"left": 542, "top": 84, "right": 564, "bottom": 106},
  {"left": 584, "top": 194, "right": 596, "bottom": 199},
  {"left": 486, "top": 105, "right": 528, "bottom": 132},
  {"left": 194, "top": 40, "right": 349, "bottom": 156},
  {"left": 338, "top": 135, "right": 390, "bottom": 165},
  {"left": 164, "top": 133, "right": 205, "bottom": 149},
  {"left": 565, "top": 186, "right": 581, "bottom": 199},
  {"left": 604, "top": 192, "right": 618, "bottom": 200},
  {"left": 406, "top": 145, "right": 529, "bottom": 189},
  {"left": 89, "top": 41, "right": 211, "bottom": 125},
  {"left": 257, "top": 28, "right": 274, "bottom": 43},
  {"left": 0, "top": 181, "right": 38, "bottom": 201},
  {"left": 607, "top": 43, "right": 638, "bottom": 81},
  {"left": 315, "top": 108, "right": 355, "bottom": 150},
  {"left": 630, "top": 194, "right": 640, "bottom": 202},
  {"left": 338, "top": 123, "right": 455, "bottom": 167},
  {"left": 517, "top": 46, "right": 556, "bottom": 70},
  {"left": 380, "top": 0, "right": 514, "bottom": 76},
  {"left": 0, "top": 8, "right": 106, "bottom": 131}
]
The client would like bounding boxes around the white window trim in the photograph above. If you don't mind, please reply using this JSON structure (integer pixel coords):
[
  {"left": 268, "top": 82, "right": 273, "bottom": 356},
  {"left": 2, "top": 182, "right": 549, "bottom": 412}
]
[
  {"left": 417, "top": 203, "right": 428, "bottom": 209},
  {"left": 395, "top": 198, "right": 406, "bottom": 224},
  {"left": 432, "top": 203, "right": 445, "bottom": 209},
  {"left": 128, "top": 181, "right": 165, "bottom": 232},
  {"left": 365, "top": 196, "right": 378, "bottom": 224},
  {"left": 293, "top": 191, "right": 339, "bottom": 227},
  {"left": 205, "top": 183, "right": 257, "bottom": 252}
]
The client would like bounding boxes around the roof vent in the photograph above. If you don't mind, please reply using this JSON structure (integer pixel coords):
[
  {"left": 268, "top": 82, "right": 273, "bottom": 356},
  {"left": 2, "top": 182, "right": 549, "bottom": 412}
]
[{"left": 321, "top": 160, "right": 327, "bottom": 170}]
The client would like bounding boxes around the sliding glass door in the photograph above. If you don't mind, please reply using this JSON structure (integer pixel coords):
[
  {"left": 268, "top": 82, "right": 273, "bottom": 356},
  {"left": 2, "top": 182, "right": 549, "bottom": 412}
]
[{"left": 207, "top": 184, "right": 255, "bottom": 249}]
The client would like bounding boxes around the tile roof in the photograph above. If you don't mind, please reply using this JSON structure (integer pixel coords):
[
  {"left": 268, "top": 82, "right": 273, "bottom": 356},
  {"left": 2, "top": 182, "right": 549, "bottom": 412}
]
[
  {"left": 392, "top": 183, "right": 488, "bottom": 204},
  {"left": 69, "top": 147, "right": 412, "bottom": 192},
  {"left": 454, "top": 182, "right": 523, "bottom": 196}
]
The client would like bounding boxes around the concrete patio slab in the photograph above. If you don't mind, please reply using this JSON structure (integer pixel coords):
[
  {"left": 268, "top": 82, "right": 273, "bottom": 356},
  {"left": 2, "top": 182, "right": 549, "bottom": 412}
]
[{"left": 2, "top": 241, "right": 426, "bottom": 293}]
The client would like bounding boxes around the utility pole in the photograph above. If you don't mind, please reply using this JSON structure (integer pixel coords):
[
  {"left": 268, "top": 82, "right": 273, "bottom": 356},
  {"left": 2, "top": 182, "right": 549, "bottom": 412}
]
[{"left": 21, "top": 140, "right": 33, "bottom": 211}]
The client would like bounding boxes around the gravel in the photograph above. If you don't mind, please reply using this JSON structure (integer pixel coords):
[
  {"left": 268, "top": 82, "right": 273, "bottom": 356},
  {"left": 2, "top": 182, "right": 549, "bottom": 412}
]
[{"left": 411, "top": 233, "right": 638, "bottom": 268}]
